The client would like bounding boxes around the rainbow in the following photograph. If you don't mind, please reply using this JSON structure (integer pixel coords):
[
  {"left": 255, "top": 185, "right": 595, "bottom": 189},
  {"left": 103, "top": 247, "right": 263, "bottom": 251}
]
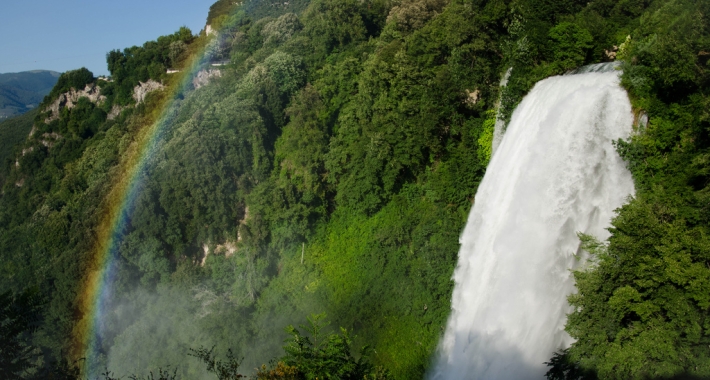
[{"left": 68, "top": 11, "right": 244, "bottom": 376}]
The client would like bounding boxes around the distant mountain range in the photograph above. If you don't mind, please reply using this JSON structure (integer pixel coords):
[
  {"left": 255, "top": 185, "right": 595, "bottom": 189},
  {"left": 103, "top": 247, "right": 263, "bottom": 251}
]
[{"left": 0, "top": 70, "right": 60, "bottom": 119}]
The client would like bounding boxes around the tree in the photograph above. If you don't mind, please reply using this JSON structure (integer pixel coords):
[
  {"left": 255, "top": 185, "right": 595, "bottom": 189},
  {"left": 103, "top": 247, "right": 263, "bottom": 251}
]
[
  {"left": 277, "top": 313, "right": 389, "bottom": 380},
  {"left": 190, "top": 346, "right": 244, "bottom": 380},
  {"left": 45, "top": 68, "right": 95, "bottom": 101},
  {"left": 385, "top": 0, "right": 447, "bottom": 33},
  {"left": 564, "top": 207, "right": 710, "bottom": 379},
  {"left": 263, "top": 52, "right": 306, "bottom": 97},
  {"left": 262, "top": 13, "right": 303, "bottom": 46},
  {"left": 548, "top": 22, "right": 593, "bottom": 71},
  {"left": 0, "top": 288, "right": 42, "bottom": 380},
  {"left": 303, "top": 0, "right": 372, "bottom": 56}
]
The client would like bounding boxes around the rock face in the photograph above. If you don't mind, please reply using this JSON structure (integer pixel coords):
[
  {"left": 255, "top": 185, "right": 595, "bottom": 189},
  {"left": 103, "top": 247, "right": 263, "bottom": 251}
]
[
  {"left": 107, "top": 105, "right": 123, "bottom": 121},
  {"left": 464, "top": 88, "right": 480, "bottom": 107},
  {"left": 43, "top": 80, "right": 164, "bottom": 124},
  {"left": 193, "top": 69, "right": 222, "bottom": 89},
  {"left": 604, "top": 45, "right": 619, "bottom": 61},
  {"left": 15, "top": 146, "right": 37, "bottom": 168},
  {"left": 40, "top": 132, "right": 61, "bottom": 147},
  {"left": 200, "top": 240, "right": 238, "bottom": 266},
  {"left": 44, "top": 84, "right": 106, "bottom": 123},
  {"left": 132, "top": 80, "right": 165, "bottom": 103}
]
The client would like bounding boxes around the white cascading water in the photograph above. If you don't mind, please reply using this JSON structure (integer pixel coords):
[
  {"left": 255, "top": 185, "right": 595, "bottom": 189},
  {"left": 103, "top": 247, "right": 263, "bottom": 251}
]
[{"left": 431, "top": 65, "right": 635, "bottom": 379}]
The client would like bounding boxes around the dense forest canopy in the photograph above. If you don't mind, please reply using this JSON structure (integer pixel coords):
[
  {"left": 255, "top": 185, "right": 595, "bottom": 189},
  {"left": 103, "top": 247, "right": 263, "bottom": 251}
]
[{"left": 0, "top": 0, "right": 708, "bottom": 379}]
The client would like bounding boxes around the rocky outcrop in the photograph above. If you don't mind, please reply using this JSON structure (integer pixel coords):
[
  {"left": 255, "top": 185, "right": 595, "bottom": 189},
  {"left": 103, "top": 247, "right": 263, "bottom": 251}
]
[
  {"left": 132, "top": 80, "right": 165, "bottom": 104},
  {"left": 215, "top": 241, "right": 237, "bottom": 257},
  {"left": 44, "top": 83, "right": 106, "bottom": 123},
  {"left": 193, "top": 69, "right": 222, "bottom": 89},
  {"left": 201, "top": 244, "right": 211, "bottom": 266},
  {"left": 42, "top": 80, "right": 163, "bottom": 125},
  {"left": 200, "top": 240, "right": 238, "bottom": 266},
  {"left": 604, "top": 45, "right": 619, "bottom": 61},
  {"left": 15, "top": 146, "right": 35, "bottom": 168},
  {"left": 40, "top": 132, "right": 62, "bottom": 148},
  {"left": 464, "top": 88, "right": 480, "bottom": 107},
  {"left": 635, "top": 111, "right": 649, "bottom": 130},
  {"left": 107, "top": 104, "right": 124, "bottom": 121}
]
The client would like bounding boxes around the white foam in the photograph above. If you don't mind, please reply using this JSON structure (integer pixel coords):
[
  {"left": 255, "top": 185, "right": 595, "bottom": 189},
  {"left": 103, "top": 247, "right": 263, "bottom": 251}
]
[{"left": 431, "top": 69, "right": 634, "bottom": 379}]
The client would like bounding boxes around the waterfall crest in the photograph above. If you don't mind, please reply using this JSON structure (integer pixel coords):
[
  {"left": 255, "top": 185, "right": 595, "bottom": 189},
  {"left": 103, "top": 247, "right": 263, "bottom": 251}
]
[{"left": 431, "top": 68, "right": 635, "bottom": 379}]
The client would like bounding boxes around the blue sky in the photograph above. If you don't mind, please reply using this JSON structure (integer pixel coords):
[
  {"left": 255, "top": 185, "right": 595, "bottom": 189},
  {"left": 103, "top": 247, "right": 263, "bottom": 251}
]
[{"left": 0, "top": 0, "right": 215, "bottom": 75}]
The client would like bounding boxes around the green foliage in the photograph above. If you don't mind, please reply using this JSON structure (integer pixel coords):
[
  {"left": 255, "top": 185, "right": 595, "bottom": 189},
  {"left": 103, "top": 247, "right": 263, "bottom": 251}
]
[
  {"left": 268, "top": 84, "right": 330, "bottom": 242},
  {"left": 57, "top": 97, "right": 107, "bottom": 139},
  {"left": 517, "top": 0, "right": 589, "bottom": 23},
  {"left": 0, "top": 288, "right": 42, "bottom": 380},
  {"left": 45, "top": 68, "right": 94, "bottom": 102},
  {"left": 262, "top": 13, "right": 303, "bottom": 47},
  {"left": 0, "top": 109, "right": 37, "bottom": 185},
  {"left": 0, "top": 30, "right": 205, "bottom": 372},
  {"left": 263, "top": 51, "right": 306, "bottom": 97},
  {"left": 548, "top": 22, "right": 594, "bottom": 71},
  {"left": 477, "top": 110, "right": 497, "bottom": 164},
  {"left": 0, "top": 71, "right": 59, "bottom": 119},
  {"left": 138, "top": 314, "right": 387, "bottom": 380},
  {"left": 385, "top": 0, "right": 447, "bottom": 34},
  {"left": 302, "top": 0, "right": 387, "bottom": 60},
  {"left": 105, "top": 285, "right": 246, "bottom": 378},
  {"left": 2, "top": 1, "right": 488, "bottom": 376},
  {"left": 276, "top": 313, "right": 387, "bottom": 380},
  {"left": 207, "top": 0, "right": 237, "bottom": 27},
  {"left": 209, "top": 0, "right": 311, "bottom": 27},
  {"left": 545, "top": 349, "right": 597, "bottom": 380},
  {"left": 555, "top": 1, "right": 710, "bottom": 377},
  {"left": 8, "top": 0, "right": 710, "bottom": 378},
  {"left": 250, "top": 188, "right": 465, "bottom": 378},
  {"left": 105, "top": 27, "right": 195, "bottom": 105},
  {"left": 190, "top": 347, "right": 244, "bottom": 380},
  {"left": 618, "top": 0, "right": 709, "bottom": 102},
  {"left": 276, "top": 84, "right": 328, "bottom": 196},
  {"left": 566, "top": 198, "right": 710, "bottom": 378},
  {"left": 128, "top": 367, "right": 179, "bottom": 380},
  {"left": 322, "top": 0, "right": 500, "bottom": 215}
]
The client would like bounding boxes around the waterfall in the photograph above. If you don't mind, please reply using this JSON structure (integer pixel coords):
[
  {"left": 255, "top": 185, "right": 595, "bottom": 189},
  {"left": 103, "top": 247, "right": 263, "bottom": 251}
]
[
  {"left": 431, "top": 66, "right": 635, "bottom": 379},
  {"left": 491, "top": 67, "right": 512, "bottom": 155}
]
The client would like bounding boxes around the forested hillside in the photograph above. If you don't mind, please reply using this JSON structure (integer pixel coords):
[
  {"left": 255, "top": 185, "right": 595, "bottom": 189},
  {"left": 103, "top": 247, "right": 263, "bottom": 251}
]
[
  {"left": 0, "top": 109, "right": 37, "bottom": 182},
  {"left": 0, "top": 70, "right": 59, "bottom": 119},
  {"left": 1, "top": 0, "right": 708, "bottom": 379}
]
